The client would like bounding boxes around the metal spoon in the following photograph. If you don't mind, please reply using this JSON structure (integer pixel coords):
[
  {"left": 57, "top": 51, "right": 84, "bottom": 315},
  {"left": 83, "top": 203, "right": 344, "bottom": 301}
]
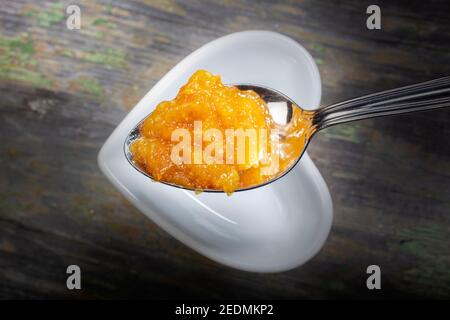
[{"left": 125, "top": 76, "right": 450, "bottom": 192}]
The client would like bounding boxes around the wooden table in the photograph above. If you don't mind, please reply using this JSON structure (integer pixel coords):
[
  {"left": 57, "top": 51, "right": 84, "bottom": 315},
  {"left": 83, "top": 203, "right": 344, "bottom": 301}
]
[{"left": 0, "top": 0, "right": 449, "bottom": 299}]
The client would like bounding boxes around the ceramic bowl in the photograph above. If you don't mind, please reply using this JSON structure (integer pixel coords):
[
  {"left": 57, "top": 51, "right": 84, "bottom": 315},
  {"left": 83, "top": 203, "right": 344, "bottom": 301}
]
[{"left": 98, "top": 31, "right": 333, "bottom": 272}]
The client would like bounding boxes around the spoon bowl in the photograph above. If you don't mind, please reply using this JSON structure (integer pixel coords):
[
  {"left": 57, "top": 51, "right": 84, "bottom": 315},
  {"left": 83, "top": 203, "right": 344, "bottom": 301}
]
[{"left": 124, "top": 83, "right": 314, "bottom": 192}]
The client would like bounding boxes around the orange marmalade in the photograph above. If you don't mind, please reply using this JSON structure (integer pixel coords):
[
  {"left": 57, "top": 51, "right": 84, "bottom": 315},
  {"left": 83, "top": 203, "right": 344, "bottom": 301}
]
[{"left": 130, "top": 70, "right": 313, "bottom": 194}]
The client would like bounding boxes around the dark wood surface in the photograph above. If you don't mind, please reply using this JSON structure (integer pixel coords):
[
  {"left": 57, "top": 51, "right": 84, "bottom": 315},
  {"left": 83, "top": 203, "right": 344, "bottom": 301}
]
[{"left": 1, "top": 0, "right": 449, "bottom": 299}]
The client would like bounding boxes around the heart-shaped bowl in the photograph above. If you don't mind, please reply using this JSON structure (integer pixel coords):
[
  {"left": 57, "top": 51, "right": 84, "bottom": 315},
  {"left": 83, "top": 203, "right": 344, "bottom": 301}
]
[{"left": 98, "top": 31, "right": 333, "bottom": 272}]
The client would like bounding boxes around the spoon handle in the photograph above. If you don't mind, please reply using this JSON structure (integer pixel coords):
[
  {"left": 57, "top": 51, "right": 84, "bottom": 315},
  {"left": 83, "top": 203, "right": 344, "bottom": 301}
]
[{"left": 313, "top": 76, "right": 450, "bottom": 130}]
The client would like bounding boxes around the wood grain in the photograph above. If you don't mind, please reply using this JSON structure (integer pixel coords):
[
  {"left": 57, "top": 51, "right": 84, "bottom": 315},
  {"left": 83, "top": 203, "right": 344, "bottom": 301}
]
[{"left": 0, "top": 0, "right": 449, "bottom": 299}]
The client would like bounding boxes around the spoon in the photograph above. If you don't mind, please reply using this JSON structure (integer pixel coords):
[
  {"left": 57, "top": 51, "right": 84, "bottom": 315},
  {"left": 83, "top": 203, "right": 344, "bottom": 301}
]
[{"left": 125, "top": 76, "right": 450, "bottom": 192}]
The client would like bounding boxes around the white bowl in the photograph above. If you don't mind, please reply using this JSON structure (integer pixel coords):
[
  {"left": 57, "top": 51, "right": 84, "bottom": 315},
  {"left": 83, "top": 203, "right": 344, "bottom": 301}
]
[{"left": 98, "top": 31, "right": 333, "bottom": 272}]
